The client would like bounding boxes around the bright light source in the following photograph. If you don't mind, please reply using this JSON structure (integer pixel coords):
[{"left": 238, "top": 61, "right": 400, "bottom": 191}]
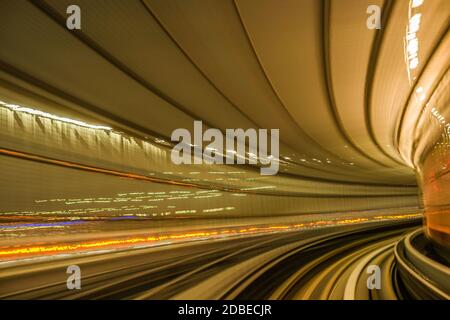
[
  {"left": 0, "top": 101, "right": 112, "bottom": 131},
  {"left": 412, "top": 0, "right": 424, "bottom": 8}
]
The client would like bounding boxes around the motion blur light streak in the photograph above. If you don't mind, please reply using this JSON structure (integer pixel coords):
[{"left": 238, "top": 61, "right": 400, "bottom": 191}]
[
  {"left": 0, "top": 0, "right": 449, "bottom": 301},
  {"left": 405, "top": 0, "right": 424, "bottom": 80},
  {"left": 0, "top": 100, "right": 112, "bottom": 131},
  {"left": 0, "top": 212, "right": 420, "bottom": 261}
]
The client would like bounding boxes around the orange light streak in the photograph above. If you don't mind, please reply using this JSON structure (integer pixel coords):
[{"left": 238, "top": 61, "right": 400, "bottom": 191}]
[{"left": 0, "top": 213, "right": 421, "bottom": 261}]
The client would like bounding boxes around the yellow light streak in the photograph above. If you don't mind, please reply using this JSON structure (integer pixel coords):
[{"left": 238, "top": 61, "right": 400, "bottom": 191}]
[{"left": 0, "top": 213, "right": 421, "bottom": 261}]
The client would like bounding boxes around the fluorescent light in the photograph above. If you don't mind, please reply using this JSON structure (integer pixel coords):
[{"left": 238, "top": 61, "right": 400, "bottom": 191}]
[{"left": 0, "top": 101, "right": 112, "bottom": 131}]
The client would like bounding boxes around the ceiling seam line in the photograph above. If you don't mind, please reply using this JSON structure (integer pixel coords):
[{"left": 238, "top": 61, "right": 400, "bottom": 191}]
[
  {"left": 364, "top": 0, "right": 407, "bottom": 166},
  {"left": 321, "top": 0, "right": 395, "bottom": 169},
  {"left": 232, "top": 0, "right": 366, "bottom": 169}
]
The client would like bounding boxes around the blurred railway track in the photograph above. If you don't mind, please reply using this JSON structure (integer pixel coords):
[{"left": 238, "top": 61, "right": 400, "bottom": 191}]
[{"left": 2, "top": 219, "right": 447, "bottom": 300}]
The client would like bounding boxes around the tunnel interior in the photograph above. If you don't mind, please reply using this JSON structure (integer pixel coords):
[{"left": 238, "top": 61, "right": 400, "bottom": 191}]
[{"left": 0, "top": 0, "right": 449, "bottom": 300}]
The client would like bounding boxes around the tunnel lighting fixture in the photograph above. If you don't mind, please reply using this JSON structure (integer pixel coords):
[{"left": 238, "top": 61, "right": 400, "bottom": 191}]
[
  {"left": 412, "top": 0, "right": 424, "bottom": 8},
  {"left": 0, "top": 100, "right": 112, "bottom": 131},
  {"left": 413, "top": 86, "right": 427, "bottom": 103},
  {"left": 202, "top": 207, "right": 235, "bottom": 213},
  {"left": 240, "top": 186, "right": 276, "bottom": 191},
  {"left": 154, "top": 138, "right": 172, "bottom": 146},
  {"left": 431, "top": 108, "right": 450, "bottom": 130},
  {"left": 405, "top": 0, "right": 424, "bottom": 83}
]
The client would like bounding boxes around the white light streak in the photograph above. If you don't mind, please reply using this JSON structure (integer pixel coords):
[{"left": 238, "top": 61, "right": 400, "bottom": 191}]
[{"left": 0, "top": 101, "right": 112, "bottom": 131}]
